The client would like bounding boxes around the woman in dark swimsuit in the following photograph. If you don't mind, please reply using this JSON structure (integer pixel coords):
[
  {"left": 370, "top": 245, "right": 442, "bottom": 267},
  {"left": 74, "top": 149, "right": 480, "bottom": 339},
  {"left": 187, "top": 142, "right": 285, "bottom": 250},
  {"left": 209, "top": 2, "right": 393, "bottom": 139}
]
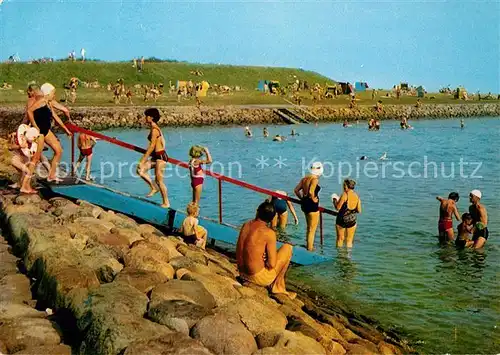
[
  {"left": 268, "top": 191, "right": 299, "bottom": 230},
  {"left": 137, "top": 108, "right": 170, "bottom": 208},
  {"left": 294, "top": 162, "right": 323, "bottom": 251},
  {"left": 333, "top": 179, "right": 361, "bottom": 248},
  {"left": 26, "top": 83, "right": 72, "bottom": 183}
]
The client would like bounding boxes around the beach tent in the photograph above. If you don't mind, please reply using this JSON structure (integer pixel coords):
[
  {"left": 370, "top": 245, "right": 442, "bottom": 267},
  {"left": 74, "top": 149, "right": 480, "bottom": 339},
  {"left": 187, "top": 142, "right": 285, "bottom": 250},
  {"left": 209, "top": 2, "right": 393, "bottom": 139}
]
[
  {"left": 257, "top": 80, "right": 270, "bottom": 92},
  {"left": 416, "top": 86, "right": 425, "bottom": 98},
  {"left": 355, "top": 82, "right": 368, "bottom": 92}
]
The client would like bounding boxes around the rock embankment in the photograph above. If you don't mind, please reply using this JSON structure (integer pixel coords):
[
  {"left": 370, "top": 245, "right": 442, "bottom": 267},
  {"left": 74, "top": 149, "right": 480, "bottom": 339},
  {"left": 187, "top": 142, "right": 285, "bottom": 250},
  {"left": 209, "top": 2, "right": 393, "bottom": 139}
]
[
  {"left": 0, "top": 191, "right": 412, "bottom": 355},
  {"left": 1, "top": 103, "right": 498, "bottom": 133}
]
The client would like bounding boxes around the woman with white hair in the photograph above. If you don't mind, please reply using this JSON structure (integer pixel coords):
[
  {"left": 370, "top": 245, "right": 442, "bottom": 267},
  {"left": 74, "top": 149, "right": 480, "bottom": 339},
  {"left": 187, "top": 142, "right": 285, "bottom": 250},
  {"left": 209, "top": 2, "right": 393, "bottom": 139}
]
[
  {"left": 294, "top": 162, "right": 323, "bottom": 251},
  {"left": 26, "top": 83, "right": 72, "bottom": 182}
]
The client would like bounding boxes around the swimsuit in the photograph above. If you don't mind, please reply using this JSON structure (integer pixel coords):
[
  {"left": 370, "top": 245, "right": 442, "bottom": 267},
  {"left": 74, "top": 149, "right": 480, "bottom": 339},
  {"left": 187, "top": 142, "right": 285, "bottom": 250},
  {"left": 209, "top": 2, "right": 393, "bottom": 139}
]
[
  {"left": 33, "top": 105, "right": 52, "bottom": 136},
  {"left": 301, "top": 184, "right": 321, "bottom": 213},
  {"left": 147, "top": 128, "right": 168, "bottom": 162},
  {"left": 189, "top": 160, "right": 204, "bottom": 188},
  {"left": 336, "top": 194, "right": 358, "bottom": 228},
  {"left": 272, "top": 197, "right": 287, "bottom": 215},
  {"left": 438, "top": 219, "right": 453, "bottom": 233},
  {"left": 241, "top": 267, "right": 277, "bottom": 287},
  {"left": 469, "top": 206, "right": 489, "bottom": 241},
  {"left": 80, "top": 147, "right": 93, "bottom": 156}
]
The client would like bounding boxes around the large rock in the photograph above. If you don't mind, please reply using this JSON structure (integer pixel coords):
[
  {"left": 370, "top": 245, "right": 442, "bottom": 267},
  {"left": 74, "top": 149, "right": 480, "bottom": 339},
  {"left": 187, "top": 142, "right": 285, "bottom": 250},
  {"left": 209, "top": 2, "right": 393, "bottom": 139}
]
[
  {"left": 83, "top": 246, "right": 123, "bottom": 283},
  {"left": 124, "top": 241, "right": 173, "bottom": 279},
  {"left": 137, "top": 223, "right": 164, "bottom": 237},
  {"left": 181, "top": 272, "right": 241, "bottom": 307},
  {"left": 0, "top": 251, "right": 19, "bottom": 279},
  {"left": 99, "top": 210, "right": 138, "bottom": 229},
  {"left": 66, "top": 217, "right": 115, "bottom": 242},
  {"left": 177, "top": 244, "right": 208, "bottom": 265},
  {"left": 14, "top": 194, "right": 42, "bottom": 206},
  {"left": 52, "top": 201, "right": 102, "bottom": 224},
  {"left": 150, "top": 280, "right": 216, "bottom": 310},
  {"left": 346, "top": 343, "right": 377, "bottom": 355},
  {"left": 114, "top": 268, "right": 169, "bottom": 293},
  {"left": 13, "top": 344, "right": 72, "bottom": 355},
  {"left": 218, "top": 298, "right": 287, "bottom": 336},
  {"left": 0, "top": 274, "right": 32, "bottom": 303},
  {"left": 148, "top": 300, "right": 213, "bottom": 334},
  {"left": 110, "top": 227, "right": 143, "bottom": 245},
  {"left": 0, "top": 302, "right": 46, "bottom": 320},
  {"left": 192, "top": 313, "right": 258, "bottom": 355},
  {"left": 144, "top": 234, "right": 183, "bottom": 258},
  {"left": 255, "top": 330, "right": 327, "bottom": 355},
  {"left": 169, "top": 256, "right": 212, "bottom": 274},
  {"left": 0, "top": 318, "right": 62, "bottom": 354},
  {"left": 124, "top": 333, "right": 212, "bottom": 355}
]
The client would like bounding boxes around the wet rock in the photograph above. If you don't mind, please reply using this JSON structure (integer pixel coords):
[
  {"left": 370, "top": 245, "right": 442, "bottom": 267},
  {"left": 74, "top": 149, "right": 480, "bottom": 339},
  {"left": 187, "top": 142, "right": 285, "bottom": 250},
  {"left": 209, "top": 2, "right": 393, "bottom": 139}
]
[
  {"left": 0, "top": 274, "right": 32, "bottom": 303},
  {"left": 339, "top": 327, "right": 361, "bottom": 342},
  {"left": 148, "top": 300, "right": 213, "bottom": 334},
  {"left": 181, "top": 272, "right": 241, "bottom": 307},
  {"left": 192, "top": 313, "right": 258, "bottom": 355},
  {"left": 254, "top": 330, "right": 326, "bottom": 355},
  {"left": 114, "top": 267, "right": 169, "bottom": 293},
  {"left": 351, "top": 338, "right": 380, "bottom": 354},
  {"left": 13, "top": 344, "right": 72, "bottom": 355},
  {"left": 150, "top": 280, "right": 216, "bottom": 310},
  {"left": 0, "top": 318, "right": 62, "bottom": 354},
  {"left": 377, "top": 341, "right": 402, "bottom": 355},
  {"left": 124, "top": 333, "right": 212, "bottom": 355}
]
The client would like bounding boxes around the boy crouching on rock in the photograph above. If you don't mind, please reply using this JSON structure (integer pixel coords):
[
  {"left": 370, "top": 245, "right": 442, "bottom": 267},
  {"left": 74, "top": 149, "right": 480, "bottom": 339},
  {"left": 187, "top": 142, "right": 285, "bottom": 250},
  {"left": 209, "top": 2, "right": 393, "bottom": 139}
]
[{"left": 179, "top": 202, "right": 208, "bottom": 249}]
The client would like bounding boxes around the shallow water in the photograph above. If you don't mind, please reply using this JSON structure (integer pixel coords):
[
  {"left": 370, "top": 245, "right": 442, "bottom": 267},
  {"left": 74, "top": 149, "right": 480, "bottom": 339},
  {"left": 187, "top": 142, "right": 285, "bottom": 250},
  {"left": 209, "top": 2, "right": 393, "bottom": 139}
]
[{"left": 60, "top": 117, "right": 499, "bottom": 353}]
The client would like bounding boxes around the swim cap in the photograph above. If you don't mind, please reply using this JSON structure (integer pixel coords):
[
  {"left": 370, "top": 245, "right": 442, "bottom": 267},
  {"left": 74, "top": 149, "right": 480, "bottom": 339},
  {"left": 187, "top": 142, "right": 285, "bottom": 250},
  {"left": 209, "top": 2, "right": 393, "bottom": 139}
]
[
  {"left": 310, "top": 162, "right": 324, "bottom": 176},
  {"left": 470, "top": 190, "right": 482, "bottom": 199},
  {"left": 275, "top": 190, "right": 287, "bottom": 197},
  {"left": 331, "top": 193, "right": 339, "bottom": 201},
  {"left": 189, "top": 145, "right": 204, "bottom": 158},
  {"left": 25, "top": 127, "right": 40, "bottom": 142},
  {"left": 40, "top": 83, "right": 55, "bottom": 96}
]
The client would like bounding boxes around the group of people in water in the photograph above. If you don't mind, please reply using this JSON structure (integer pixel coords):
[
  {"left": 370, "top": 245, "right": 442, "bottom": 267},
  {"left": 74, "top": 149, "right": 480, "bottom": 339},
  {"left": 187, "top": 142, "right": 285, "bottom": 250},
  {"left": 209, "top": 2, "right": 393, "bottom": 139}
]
[{"left": 245, "top": 126, "right": 298, "bottom": 141}]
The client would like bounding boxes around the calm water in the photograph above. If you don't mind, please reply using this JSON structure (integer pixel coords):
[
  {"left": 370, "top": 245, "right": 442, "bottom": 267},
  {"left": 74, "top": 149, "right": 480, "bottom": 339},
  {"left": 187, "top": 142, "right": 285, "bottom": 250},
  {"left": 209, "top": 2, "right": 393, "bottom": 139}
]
[{"left": 60, "top": 117, "right": 499, "bottom": 353}]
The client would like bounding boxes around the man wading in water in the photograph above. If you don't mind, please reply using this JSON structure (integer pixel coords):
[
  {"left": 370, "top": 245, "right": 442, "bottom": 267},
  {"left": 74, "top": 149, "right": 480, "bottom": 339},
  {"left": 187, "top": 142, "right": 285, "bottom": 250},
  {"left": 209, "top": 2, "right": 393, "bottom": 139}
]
[
  {"left": 469, "top": 190, "right": 489, "bottom": 249},
  {"left": 436, "top": 192, "right": 461, "bottom": 243}
]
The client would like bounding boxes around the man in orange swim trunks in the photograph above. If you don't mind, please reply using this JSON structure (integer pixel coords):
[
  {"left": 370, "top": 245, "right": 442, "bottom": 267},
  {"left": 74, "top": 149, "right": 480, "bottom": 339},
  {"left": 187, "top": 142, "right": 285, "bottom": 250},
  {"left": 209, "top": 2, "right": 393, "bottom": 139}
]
[{"left": 236, "top": 201, "right": 295, "bottom": 298}]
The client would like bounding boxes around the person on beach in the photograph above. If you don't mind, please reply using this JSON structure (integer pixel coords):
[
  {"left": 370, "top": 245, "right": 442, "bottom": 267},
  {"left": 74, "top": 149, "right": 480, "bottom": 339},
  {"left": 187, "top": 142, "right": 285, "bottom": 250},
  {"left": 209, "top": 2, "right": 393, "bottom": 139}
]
[
  {"left": 455, "top": 213, "right": 474, "bottom": 249},
  {"left": 469, "top": 190, "right": 489, "bottom": 249},
  {"left": 26, "top": 83, "right": 72, "bottom": 183},
  {"left": 189, "top": 145, "right": 212, "bottom": 205},
  {"left": 236, "top": 201, "right": 295, "bottom": 299},
  {"left": 294, "top": 162, "right": 323, "bottom": 251},
  {"left": 267, "top": 191, "right": 299, "bottom": 230},
  {"left": 137, "top": 108, "right": 170, "bottom": 208},
  {"left": 8, "top": 125, "right": 41, "bottom": 193},
  {"left": 74, "top": 133, "right": 98, "bottom": 181},
  {"left": 436, "top": 192, "right": 461, "bottom": 243},
  {"left": 179, "top": 202, "right": 208, "bottom": 249},
  {"left": 332, "top": 179, "right": 361, "bottom": 248},
  {"left": 22, "top": 84, "right": 41, "bottom": 124},
  {"left": 263, "top": 127, "right": 269, "bottom": 138}
]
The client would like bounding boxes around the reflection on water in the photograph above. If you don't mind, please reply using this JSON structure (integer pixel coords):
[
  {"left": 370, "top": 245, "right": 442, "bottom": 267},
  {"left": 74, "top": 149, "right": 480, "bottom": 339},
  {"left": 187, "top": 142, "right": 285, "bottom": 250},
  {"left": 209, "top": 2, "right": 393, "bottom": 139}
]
[{"left": 58, "top": 117, "right": 500, "bottom": 353}]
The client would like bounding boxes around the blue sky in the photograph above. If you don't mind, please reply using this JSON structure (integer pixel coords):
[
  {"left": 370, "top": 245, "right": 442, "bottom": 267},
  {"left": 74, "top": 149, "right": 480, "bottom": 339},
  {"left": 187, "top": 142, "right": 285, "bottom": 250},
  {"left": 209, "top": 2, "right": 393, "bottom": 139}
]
[{"left": 0, "top": 0, "right": 498, "bottom": 92}]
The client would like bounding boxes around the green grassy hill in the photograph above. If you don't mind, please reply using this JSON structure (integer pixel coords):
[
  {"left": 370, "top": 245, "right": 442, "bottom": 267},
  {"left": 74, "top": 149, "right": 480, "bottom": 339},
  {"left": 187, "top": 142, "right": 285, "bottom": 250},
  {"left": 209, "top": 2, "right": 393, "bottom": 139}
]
[{"left": 0, "top": 61, "right": 335, "bottom": 89}]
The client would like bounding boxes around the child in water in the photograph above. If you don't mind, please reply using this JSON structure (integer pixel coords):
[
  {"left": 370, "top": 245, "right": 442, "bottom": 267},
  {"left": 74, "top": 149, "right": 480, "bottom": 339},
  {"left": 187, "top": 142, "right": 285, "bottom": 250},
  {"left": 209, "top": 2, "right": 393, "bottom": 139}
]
[
  {"left": 179, "top": 202, "right": 208, "bottom": 249},
  {"left": 455, "top": 213, "right": 474, "bottom": 248},
  {"left": 75, "top": 133, "right": 98, "bottom": 181}
]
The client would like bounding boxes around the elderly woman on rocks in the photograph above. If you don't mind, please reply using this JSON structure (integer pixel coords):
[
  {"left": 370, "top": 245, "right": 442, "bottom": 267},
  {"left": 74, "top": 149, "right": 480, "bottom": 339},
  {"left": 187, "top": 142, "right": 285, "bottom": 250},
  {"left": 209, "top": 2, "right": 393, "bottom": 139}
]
[{"left": 332, "top": 179, "right": 361, "bottom": 248}]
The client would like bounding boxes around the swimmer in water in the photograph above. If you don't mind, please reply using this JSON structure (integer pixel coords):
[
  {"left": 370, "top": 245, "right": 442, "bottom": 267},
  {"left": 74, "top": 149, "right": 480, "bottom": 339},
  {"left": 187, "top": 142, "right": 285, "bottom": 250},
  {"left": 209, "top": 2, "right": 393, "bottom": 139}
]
[
  {"left": 267, "top": 191, "right": 299, "bottom": 230},
  {"left": 379, "top": 152, "right": 387, "bottom": 160},
  {"left": 360, "top": 155, "right": 368, "bottom": 160},
  {"left": 455, "top": 213, "right": 474, "bottom": 248},
  {"left": 75, "top": 133, "right": 98, "bottom": 181},
  {"left": 343, "top": 120, "right": 351, "bottom": 128},
  {"left": 273, "top": 135, "right": 284, "bottom": 142},
  {"left": 460, "top": 119, "right": 465, "bottom": 129},
  {"left": 263, "top": 127, "right": 269, "bottom": 138},
  {"left": 245, "top": 126, "right": 253, "bottom": 138},
  {"left": 290, "top": 129, "right": 299, "bottom": 136},
  {"left": 436, "top": 192, "right": 461, "bottom": 243}
]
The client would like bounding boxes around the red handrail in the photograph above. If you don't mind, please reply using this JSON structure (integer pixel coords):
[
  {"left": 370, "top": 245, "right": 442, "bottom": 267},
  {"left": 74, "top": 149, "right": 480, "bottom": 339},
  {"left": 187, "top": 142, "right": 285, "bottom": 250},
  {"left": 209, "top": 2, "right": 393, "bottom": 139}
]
[{"left": 67, "top": 123, "right": 337, "bottom": 244}]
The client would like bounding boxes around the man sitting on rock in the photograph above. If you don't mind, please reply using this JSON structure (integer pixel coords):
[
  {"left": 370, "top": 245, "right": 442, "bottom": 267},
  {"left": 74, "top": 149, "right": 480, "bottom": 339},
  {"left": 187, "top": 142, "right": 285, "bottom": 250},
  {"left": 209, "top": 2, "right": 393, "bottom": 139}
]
[{"left": 236, "top": 201, "right": 295, "bottom": 299}]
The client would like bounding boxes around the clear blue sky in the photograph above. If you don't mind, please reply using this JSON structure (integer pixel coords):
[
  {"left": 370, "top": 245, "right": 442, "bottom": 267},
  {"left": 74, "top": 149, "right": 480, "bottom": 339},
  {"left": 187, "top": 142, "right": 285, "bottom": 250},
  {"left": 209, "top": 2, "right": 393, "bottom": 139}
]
[{"left": 1, "top": 0, "right": 498, "bottom": 92}]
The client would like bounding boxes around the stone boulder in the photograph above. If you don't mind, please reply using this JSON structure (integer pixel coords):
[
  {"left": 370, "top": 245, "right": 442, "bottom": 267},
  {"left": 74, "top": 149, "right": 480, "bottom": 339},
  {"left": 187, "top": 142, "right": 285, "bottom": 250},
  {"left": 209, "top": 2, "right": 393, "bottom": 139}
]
[
  {"left": 255, "top": 330, "right": 327, "bottom": 355},
  {"left": 110, "top": 227, "right": 143, "bottom": 245},
  {"left": 124, "top": 241, "right": 173, "bottom": 279},
  {"left": 191, "top": 313, "right": 257, "bottom": 355},
  {"left": 82, "top": 246, "right": 123, "bottom": 283},
  {"left": 13, "top": 344, "right": 72, "bottom": 355},
  {"left": 181, "top": 272, "right": 241, "bottom": 307},
  {"left": 14, "top": 194, "right": 42, "bottom": 206},
  {"left": 177, "top": 244, "right": 208, "bottom": 265},
  {"left": 0, "top": 318, "right": 62, "bottom": 354},
  {"left": 144, "top": 234, "right": 183, "bottom": 258},
  {"left": 218, "top": 298, "right": 287, "bottom": 336},
  {"left": 169, "top": 256, "right": 212, "bottom": 274},
  {"left": 346, "top": 343, "right": 378, "bottom": 355},
  {"left": 0, "top": 251, "right": 19, "bottom": 279},
  {"left": 137, "top": 223, "right": 164, "bottom": 237},
  {"left": 0, "top": 274, "right": 32, "bottom": 303},
  {"left": 150, "top": 280, "right": 216, "bottom": 310},
  {"left": 114, "top": 267, "right": 169, "bottom": 293},
  {"left": 99, "top": 210, "right": 138, "bottom": 229},
  {"left": 0, "top": 302, "right": 46, "bottom": 320},
  {"left": 124, "top": 333, "right": 212, "bottom": 355},
  {"left": 148, "top": 300, "right": 213, "bottom": 334},
  {"left": 66, "top": 217, "right": 115, "bottom": 244}
]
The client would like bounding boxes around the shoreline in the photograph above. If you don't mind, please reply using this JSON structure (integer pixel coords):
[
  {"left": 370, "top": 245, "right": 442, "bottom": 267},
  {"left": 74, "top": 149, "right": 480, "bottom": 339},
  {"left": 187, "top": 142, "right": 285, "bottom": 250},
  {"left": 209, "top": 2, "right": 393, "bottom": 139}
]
[{"left": 0, "top": 103, "right": 498, "bottom": 134}]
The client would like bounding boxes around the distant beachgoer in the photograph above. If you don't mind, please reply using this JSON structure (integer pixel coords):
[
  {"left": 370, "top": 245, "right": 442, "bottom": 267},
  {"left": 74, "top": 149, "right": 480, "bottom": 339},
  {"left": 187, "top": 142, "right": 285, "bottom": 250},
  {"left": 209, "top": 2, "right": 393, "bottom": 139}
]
[
  {"left": 273, "top": 134, "right": 283, "bottom": 142},
  {"left": 400, "top": 117, "right": 408, "bottom": 129},
  {"left": 460, "top": 119, "right": 465, "bottom": 129},
  {"left": 75, "top": 133, "right": 98, "bottom": 181},
  {"left": 236, "top": 201, "right": 295, "bottom": 298},
  {"left": 8, "top": 125, "right": 41, "bottom": 193},
  {"left": 263, "top": 127, "right": 269, "bottom": 138},
  {"left": 371, "top": 89, "right": 376, "bottom": 100},
  {"left": 333, "top": 179, "right": 361, "bottom": 247},
  {"left": 455, "top": 213, "right": 474, "bottom": 248},
  {"left": 294, "top": 162, "right": 323, "bottom": 251},
  {"left": 189, "top": 145, "right": 212, "bottom": 205},
  {"left": 290, "top": 129, "right": 299, "bottom": 136},
  {"left": 360, "top": 155, "right": 368, "bottom": 160},
  {"left": 137, "top": 108, "right": 170, "bottom": 208},
  {"left": 374, "top": 119, "right": 381, "bottom": 130},
  {"left": 415, "top": 99, "right": 421, "bottom": 108},
  {"left": 245, "top": 126, "right": 253, "bottom": 138},
  {"left": 469, "top": 190, "right": 489, "bottom": 249},
  {"left": 379, "top": 152, "right": 387, "bottom": 160},
  {"left": 26, "top": 83, "right": 72, "bottom": 182},
  {"left": 436, "top": 192, "right": 461, "bottom": 243},
  {"left": 139, "top": 56, "right": 145, "bottom": 71},
  {"left": 368, "top": 118, "right": 375, "bottom": 130},
  {"left": 267, "top": 191, "right": 299, "bottom": 230},
  {"left": 133, "top": 58, "right": 137, "bottom": 68},
  {"left": 80, "top": 48, "right": 86, "bottom": 62},
  {"left": 343, "top": 120, "right": 351, "bottom": 128},
  {"left": 179, "top": 202, "right": 208, "bottom": 249},
  {"left": 375, "top": 100, "right": 383, "bottom": 113}
]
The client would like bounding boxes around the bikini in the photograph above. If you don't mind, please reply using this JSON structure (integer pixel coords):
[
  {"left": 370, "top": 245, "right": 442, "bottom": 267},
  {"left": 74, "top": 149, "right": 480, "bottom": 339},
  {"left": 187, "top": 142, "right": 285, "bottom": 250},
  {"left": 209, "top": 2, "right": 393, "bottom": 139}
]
[
  {"left": 189, "top": 159, "right": 204, "bottom": 188},
  {"left": 301, "top": 182, "right": 321, "bottom": 213},
  {"left": 147, "top": 128, "right": 168, "bottom": 162},
  {"left": 33, "top": 105, "right": 52, "bottom": 136}
]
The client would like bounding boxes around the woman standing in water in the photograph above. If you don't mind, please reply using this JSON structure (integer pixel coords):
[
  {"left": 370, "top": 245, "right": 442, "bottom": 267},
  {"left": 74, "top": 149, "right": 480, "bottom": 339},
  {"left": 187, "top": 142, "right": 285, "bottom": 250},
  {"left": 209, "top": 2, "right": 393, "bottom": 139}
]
[
  {"left": 268, "top": 190, "right": 299, "bottom": 230},
  {"left": 137, "top": 108, "right": 170, "bottom": 208},
  {"left": 294, "top": 162, "right": 323, "bottom": 251},
  {"left": 26, "top": 83, "right": 72, "bottom": 182},
  {"left": 189, "top": 145, "right": 212, "bottom": 204},
  {"left": 333, "top": 179, "right": 361, "bottom": 248}
]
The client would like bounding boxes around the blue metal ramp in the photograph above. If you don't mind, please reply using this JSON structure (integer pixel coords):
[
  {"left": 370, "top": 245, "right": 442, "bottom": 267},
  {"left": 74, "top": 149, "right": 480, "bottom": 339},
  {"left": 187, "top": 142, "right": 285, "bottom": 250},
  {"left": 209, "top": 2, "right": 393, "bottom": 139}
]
[{"left": 47, "top": 180, "right": 330, "bottom": 266}]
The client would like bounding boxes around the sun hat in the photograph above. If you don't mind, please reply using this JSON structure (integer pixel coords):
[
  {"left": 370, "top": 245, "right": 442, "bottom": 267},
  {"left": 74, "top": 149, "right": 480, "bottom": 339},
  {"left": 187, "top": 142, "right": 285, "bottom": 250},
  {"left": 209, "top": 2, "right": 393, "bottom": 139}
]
[
  {"left": 470, "top": 190, "right": 482, "bottom": 199},
  {"left": 40, "top": 83, "right": 55, "bottom": 96},
  {"left": 310, "top": 162, "right": 324, "bottom": 176}
]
